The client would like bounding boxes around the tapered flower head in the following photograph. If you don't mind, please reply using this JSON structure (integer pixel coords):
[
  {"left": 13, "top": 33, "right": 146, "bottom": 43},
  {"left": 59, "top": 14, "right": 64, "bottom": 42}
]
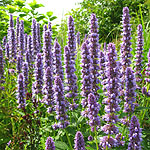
[{"left": 45, "top": 136, "right": 55, "bottom": 150}]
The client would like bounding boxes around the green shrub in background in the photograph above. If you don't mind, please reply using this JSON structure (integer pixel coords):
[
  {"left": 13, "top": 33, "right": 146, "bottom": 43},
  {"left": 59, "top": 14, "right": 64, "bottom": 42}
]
[
  {"left": 64, "top": 0, "right": 149, "bottom": 43},
  {"left": 0, "top": 0, "right": 58, "bottom": 42}
]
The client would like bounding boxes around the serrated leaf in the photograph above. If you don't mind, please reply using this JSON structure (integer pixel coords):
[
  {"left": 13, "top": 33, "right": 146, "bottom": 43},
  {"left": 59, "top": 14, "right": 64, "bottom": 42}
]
[
  {"left": 46, "top": 11, "right": 53, "bottom": 17},
  {"left": 55, "top": 141, "right": 69, "bottom": 150},
  {"left": 50, "top": 16, "right": 57, "bottom": 21},
  {"left": 85, "top": 146, "right": 95, "bottom": 150}
]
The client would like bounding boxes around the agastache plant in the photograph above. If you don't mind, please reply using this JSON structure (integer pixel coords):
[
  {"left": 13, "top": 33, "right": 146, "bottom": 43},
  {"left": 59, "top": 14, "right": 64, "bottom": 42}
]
[
  {"left": 100, "top": 43, "right": 122, "bottom": 149},
  {"left": 45, "top": 136, "right": 55, "bottom": 150},
  {"left": 74, "top": 131, "right": 85, "bottom": 150},
  {"left": 121, "top": 7, "right": 132, "bottom": 82},
  {"left": 16, "top": 17, "right": 20, "bottom": 51},
  {"left": 37, "top": 23, "right": 41, "bottom": 53},
  {"left": 17, "top": 73, "right": 26, "bottom": 109},
  {"left": 43, "top": 66, "right": 54, "bottom": 113},
  {"left": 24, "top": 33, "right": 28, "bottom": 53},
  {"left": 81, "top": 41, "right": 92, "bottom": 109},
  {"left": 43, "top": 29, "right": 52, "bottom": 70},
  {"left": 89, "top": 13, "right": 100, "bottom": 100},
  {"left": 76, "top": 31, "right": 80, "bottom": 46},
  {"left": 135, "top": 24, "right": 143, "bottom": 89},
  {"left": 53, "top": 76, "right": 69, "bottom": 129},
  {"left": 53, "top": 39, "right": 64, "bottom": 81},
  {"left": 64, "top": 46, "right": 78, "bottom": 110},
  {"left": 128, "top": 116, "right": 142, "bottom": 150},
  {"left": 27, "top": 35, "right": 33, "bottom": 69},
  {"left": 87, "top": 93, "right": 100, "bottom": 132},
  {"left": 33, "top": 53, "right": 44, "bottom": 95},
  {"left": 123, "top": 67, "right": 137, "bottom": 113},
  {"left": 5, "top": 43, "right": 9, "bottom": 59},
  {"left": 19, "top": 20, "right": 25, "bottom": 55},
  {"left": 17, "top": 54, "right": 23, "bottom": 73}
]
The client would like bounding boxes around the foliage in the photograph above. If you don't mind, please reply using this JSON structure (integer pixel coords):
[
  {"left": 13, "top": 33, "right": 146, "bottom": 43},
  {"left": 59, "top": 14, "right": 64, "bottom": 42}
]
[{"left": 66, "top": 0, "right": 149, "bottom": 43}]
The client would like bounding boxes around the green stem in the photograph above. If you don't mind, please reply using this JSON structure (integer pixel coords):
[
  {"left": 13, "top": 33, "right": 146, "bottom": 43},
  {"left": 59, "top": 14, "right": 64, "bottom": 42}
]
[
  {"left": 65, "top": 129, "right": 72, "bottom": 150},
  {"left": 95, "top": 126, "right": 99, "bottom": 150}
]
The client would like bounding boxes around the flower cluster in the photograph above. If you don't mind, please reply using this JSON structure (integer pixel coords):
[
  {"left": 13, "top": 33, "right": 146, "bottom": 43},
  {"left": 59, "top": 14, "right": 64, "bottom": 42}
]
[
  {"left": 89, "top": 13, "right": 100, "bottom": 100},
  {"left": 74, "top": 131, "right": 85, "bottom": 150},
  {"left": 87, "top": 93, "right": 100, "bottom": 132},
  {"left": 0, "top": 46, "right": 4, "bottom": 82},
  {"left": 145, "top": 48, "right": 150, "bottom": 83},
  {"left": 100, "top": 43, "right": 121, "bottom": 148},
  {"left": 17, "top": 54, "right": 23, "bottom": 73},
  {"left": 124, "top": 67, "right": 137, "bottom": 113},
  {"left": 45, "top": 136, "right": 55, "bottom": 150},
  {"left": 128, "top": 115, "right": 142, "bottom": 150},
  {"left": 76, "top": 31, "right": 80, "bottom": 46},
  {"left": 24, "top": 33, "right": 28, "bottom": 53},
  {"left": 19, "top": 20, "right": 24, "bottom": 55},
  {"left": 64, "top": 46, "right": 78, "bottom": 110},
  {"left": 135, "top": 24, "right": 143, "bottom": 89},
  {"left": 43, "top": 30, "right": 52, "bottom": 70},
  {"left": 16, "top": 17, "right": 20, "bottom": 51},
  {"left": 37, "top": 23, "right": 41, "bottom": 53},
  {"left": 53, "top": 76, "right": 69, "bottom": 129},
  {"left": 43, "top": 66, "right": 54, "bottom": 113},
  {"left": 81, "top": 41, "right": 92, "bottom": 108},
  {"left": 17, "top": 73, "right": 26, "bottom": 109},
  {"left": 5, "top": 43, "right": 9, "bottom": 59},
  {"left": 33, "top": 53, "right": 44, "bottom": 95},
  {"left": 53, "top": 39, "right": 64, "bottom": 81}
]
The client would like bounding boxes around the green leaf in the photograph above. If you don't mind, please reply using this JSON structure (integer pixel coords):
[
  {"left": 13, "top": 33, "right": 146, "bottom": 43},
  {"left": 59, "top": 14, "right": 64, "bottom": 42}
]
[
  {"left": 49, "top": 16, "right": 57, "bottom": 21},
  {"left": 7, "top": 5, "right": 16, "bottom": 13},
  {"left": 85, "top": 146, "right": 95, "bottom": 150},
  {"left": 55, "top": 141, "right": 69, "bottom": 150},
  {"left": 136, "top": 106, "right": 150, "bottom": 111},
  {"left": 14, "top": 0, "right": 25, "bottom": 7},
  {"left": 28, "top": 0, "right": 44, "bottom": 10},
  {"left": 46, "top": 11, "right": 53, "bottom": 17}
]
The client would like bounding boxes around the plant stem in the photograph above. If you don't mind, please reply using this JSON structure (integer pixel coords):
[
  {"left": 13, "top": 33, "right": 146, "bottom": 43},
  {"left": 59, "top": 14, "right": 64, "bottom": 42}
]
[
  {"left": 65, "top": 129, "right": 72, "bottom": 150},
  {"left": 95, "top": 126, "right": 99, "bottom": 150}
]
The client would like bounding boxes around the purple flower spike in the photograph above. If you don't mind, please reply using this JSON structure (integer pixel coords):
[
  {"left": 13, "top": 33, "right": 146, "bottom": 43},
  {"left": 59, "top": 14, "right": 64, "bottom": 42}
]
[
  {"left": 43, "top": 24, "right": 48, "bottom": 31},
  {"left": 24, "top": 33, "right": 28, "bottom": 54},
  {"left": 45, "top": 136, "right": 55, "bottom": 150},
  {"left": 48, "top": 22, "right": 52, "bottom": 32},
  {"left": 121, "top": 7, "right": 132, "bottom": 82},
  {"left": 89, "top": 13, "right": 100, "bottom": 100},
  {"left": 81, "top": 41, "right": 92, "bottom": 108},
  {"left": 53, "top": 39, "right": 64, "bottom": 81},
  {"left": 19, "top": 20, "right": 25, "bottom": 55},
  {"left": 43, "top": 30, "right": 52, "bottom": 70},
  {"left": 27, "top": 35, "right": 33, "bottom": 68},
  {"left": 87, "top": 93, "right": 100, "bottom": 132},
  {"left": 34, "top": 53, "right": 44, "bottom": 95},
  {"left": 123, "top": 67, "right": 136, "bottom": 113},
  {"left": 22, "top": 62, "right": 29, "bottom": 93},
  {"left": 5, "top": 43, "right": 9, "bottom": 59},
  {"left": 0, "top": 46, "right": 4, "bottom": 81},
  {"left": 17, "top": 73, "right": 26, "bottom": 109},
  {"left": 37, "top": 23, "right": 41, "bottom": 53},
  {"left": 64, "top": 46, "right": 78, "bottom": 110},
  {"left": 43, "top": 66, "right": 54, "bottom": 113},
  {"left": 74, "top": 131, "right": 85, "bottom": 150},
  {"left": 32, "top": 18, "right": 38, "bottom": 59},
  {"left": 16, "top": 17, "right": 20, "bottom": 50},
  {"left": 68, "top": 16, "right": 76, "bottom": 60},
  {"left": 9, "top": 14, "right": 14, "bottom": 28},
  {"left": 135, "top": 24, "right": 143, "bottom": 89},
  {"left": 76, "top": 32, "right": 80, "bottom": 46},
  {"left": 53, "top": 76, "right": 69, "bottom": 129},
  {"left": 128, "top": 116, "right": 142, "bottom": 150},
  {"left": 17, "top": 54, "right": 23, "bottom": 73},
  {"left": 2, "top": 36, "right": 7, "bottom": 49}
]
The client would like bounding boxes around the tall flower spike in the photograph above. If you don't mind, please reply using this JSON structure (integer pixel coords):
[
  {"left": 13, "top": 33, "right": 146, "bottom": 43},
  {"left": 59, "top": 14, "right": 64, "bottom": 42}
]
[
  {"left": 34, "top": 53, "right": 44, "bottom": 95},
  {"left": 81, "top": 41, "right": 92, "bottom": 108},
  {"left": 9, "top": 14, "right": 14, "bottom": 28},
  {"left": 100, "top": 43, "right": 121, "bottom": 149},
  {"left": 68, "top": 16, "right": 76, "bottom": 60},
  {"left": 17, "top": 73, "right": 26, "bottom": 109},
  {"left": 2, "top": 36, "right": 7, "bottom": 49},
  {"left": 19, "top": 20, "right": 24, "bottom": 55},
  {"left": 37, "top": 23, "right": 41, "bottom": 53},
  {"left": 27, "top": 35, "right": 33, "bottom": 69},
  {"left": 0, "top": 46, "right": 4, "bottom": 82},
  {"left": 17, "top": 54, "right": 23, "bottom": 73},
  {"left": 22, "top": 62, "right": 29, "bottom": 93},
  {"left": 24, "top": 33, "right": 28, "bottom": 54},
  {"left": 16, "top": 17, "right": 20, "bottom": 51},
  {"left": 53, "top": 76, "right": 69, "bottom": 129},
  {"left": 43, "top": 30, "right": 52, "bottom": 70},
  {"left": 5, "top": 43, "right": 9, "bottom": 59},
  {"left": 64, "top": 46, "right": 78, "bottom": 110},
  {"left": 89, "top": 13, "right": 100, "bottom": 100},
  {"left": 43, "top": 66, "right": 54, "bottom": 113},
  {"left": 45, "top": 136, "right": 55, "bottom": 150},
  {"left": 48, "top": 22, "right": 52, "bottom": 33},
  {"left": 128, "top": 116, "right": 142, "bottom": 150},
  {"left": 145, "top": 49, "right": 150, "bottom": 83},
  {"left": 121, "top": 7, "right": 132, "bottom": 81},
  {"left": 124, "top": 67, "right": 137, "bottom": 113},
  {"left": 135, "top": 24, "right": 143, "bottom": 89},
  {"left": 53, "top": 39, "right": 64, "bottom": 81},
  {"left": 87, "top": 93, "right": 100, "bottom": 132},
  {"left": 74, "top": 131, "right": 85, "bottom": 150},
  {"left": 32, "top": 18, "right": 38, "bottom": 59}
]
